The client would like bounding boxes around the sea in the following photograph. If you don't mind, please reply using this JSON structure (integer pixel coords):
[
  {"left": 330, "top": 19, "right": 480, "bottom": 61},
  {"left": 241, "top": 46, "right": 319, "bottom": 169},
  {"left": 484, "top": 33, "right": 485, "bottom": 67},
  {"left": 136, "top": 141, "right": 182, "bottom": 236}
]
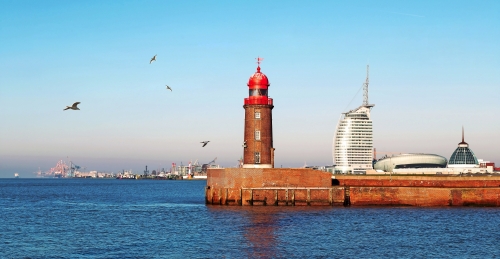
[{"left": 1, "top": 178, "right": 499, "bottom": 259}]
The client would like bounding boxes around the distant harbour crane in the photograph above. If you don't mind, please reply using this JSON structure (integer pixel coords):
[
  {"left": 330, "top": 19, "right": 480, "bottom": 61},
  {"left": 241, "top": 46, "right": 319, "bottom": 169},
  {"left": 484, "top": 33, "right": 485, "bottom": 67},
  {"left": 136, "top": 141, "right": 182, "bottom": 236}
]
[{"left": 201, "top": 157, "right": 217, "bottom": 174}]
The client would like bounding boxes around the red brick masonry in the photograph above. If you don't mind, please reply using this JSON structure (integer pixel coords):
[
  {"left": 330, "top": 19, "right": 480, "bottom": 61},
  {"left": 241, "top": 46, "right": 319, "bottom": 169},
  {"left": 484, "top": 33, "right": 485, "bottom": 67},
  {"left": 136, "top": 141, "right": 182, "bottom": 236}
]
[{"left": 206, "top": 168, "right": 500, "bottom": 206}]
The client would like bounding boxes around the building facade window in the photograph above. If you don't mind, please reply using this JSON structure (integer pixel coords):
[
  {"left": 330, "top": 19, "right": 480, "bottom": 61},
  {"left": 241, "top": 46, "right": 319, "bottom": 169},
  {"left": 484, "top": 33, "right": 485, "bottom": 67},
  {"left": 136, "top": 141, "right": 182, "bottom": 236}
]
[
  {"left": 255, "top": 130, "right": 261, "bottom": 140},
  {"left": 255, "top": 152, "right": 261, "bottom": 163},
  {"left": 255, "top": 111, "right": 261, "bottom": 119}
]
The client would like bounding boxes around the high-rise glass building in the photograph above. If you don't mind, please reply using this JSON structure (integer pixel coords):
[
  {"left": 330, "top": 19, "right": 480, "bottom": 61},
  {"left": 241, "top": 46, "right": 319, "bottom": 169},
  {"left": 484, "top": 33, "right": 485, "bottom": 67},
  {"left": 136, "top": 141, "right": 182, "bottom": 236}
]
[
  {"left": 333, "top": 66, "right": 374, "bottom": 174},
  {"left": 333, "top": 105, "right": 374, "bottom": 174}
]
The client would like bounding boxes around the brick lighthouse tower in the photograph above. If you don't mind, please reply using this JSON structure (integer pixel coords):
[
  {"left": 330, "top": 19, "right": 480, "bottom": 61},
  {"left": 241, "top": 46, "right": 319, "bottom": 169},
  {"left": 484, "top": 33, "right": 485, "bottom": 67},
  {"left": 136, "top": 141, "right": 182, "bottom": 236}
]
[{"left": 243, "top": 57, "right": 274, "bottom": 168}]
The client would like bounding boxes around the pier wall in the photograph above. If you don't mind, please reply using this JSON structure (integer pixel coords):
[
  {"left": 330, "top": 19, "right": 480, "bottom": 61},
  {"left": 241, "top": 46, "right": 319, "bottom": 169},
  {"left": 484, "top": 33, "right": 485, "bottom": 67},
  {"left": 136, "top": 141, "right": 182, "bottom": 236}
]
[
  {"left": 334, "top": 175, "right": 500, "bottom": 188},
  {"left": 348, "top": 187, "right": 500, "bottom": 206},
  {"left": 206, "top": 168, "right": 335, "bottom": 205},
  {"left": 206, "top": 169, "right": 500, "bottom": 206},
  {"left": 207, "top": 168, "right": 332, "bottom": 189}
]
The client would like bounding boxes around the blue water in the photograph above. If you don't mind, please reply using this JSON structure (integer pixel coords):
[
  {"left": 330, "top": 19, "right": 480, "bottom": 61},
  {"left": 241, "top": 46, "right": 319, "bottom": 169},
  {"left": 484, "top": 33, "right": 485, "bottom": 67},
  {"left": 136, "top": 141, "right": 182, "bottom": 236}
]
[{"left": 1, "top": 179, "right": 499, "bottom": 258}]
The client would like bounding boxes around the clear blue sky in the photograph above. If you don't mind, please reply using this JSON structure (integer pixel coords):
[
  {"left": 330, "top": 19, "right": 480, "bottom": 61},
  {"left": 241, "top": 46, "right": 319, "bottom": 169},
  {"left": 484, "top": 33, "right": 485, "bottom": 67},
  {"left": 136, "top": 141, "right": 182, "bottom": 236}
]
[{"left": 1, "top": 0, "right": 499, "bottom": 177}]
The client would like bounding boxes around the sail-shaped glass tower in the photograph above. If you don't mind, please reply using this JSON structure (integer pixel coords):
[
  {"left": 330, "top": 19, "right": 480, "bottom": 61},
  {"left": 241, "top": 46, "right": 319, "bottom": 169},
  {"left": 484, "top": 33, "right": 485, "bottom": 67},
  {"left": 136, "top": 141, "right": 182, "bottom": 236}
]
[
  {"left": 334, "top": 105, "right": 374, "bottom": 174},
  {"left": 333, "top": 66, "right": 374, "bottom": 174}
]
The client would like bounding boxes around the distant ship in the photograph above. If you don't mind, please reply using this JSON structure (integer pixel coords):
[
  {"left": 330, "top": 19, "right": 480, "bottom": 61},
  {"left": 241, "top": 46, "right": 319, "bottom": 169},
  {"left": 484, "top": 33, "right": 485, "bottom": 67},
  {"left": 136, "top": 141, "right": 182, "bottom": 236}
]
[{"left": 14, "top": 173, "right": 19, "bottom": 178}]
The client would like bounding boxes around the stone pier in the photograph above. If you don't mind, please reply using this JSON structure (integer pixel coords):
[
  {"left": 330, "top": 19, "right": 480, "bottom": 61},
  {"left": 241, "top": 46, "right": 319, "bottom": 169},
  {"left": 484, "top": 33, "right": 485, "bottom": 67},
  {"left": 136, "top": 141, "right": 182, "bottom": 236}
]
[{"left": 206, "top": 168, "right": 500, "bottom": 206}]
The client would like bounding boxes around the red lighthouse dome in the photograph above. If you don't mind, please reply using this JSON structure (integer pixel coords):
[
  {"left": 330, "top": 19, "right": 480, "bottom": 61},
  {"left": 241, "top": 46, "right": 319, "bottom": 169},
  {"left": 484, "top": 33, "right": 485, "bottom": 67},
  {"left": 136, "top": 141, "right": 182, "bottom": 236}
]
[
  {"left": 244, "top": 65, "right": 272, "bottom": 106},
  {"left": 248, "top": 66, "right": 270, "bottom": 89}
]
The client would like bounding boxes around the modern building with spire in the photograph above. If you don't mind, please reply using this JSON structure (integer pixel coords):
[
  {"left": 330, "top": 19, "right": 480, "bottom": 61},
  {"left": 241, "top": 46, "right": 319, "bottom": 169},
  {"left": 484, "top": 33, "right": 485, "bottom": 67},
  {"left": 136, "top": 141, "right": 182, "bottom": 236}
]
[
  {"left": 333, "top": 66, "right": 374, "bottom": 174},
  {"left": 448, "top": 127, "right": 479, "bottom": 168}
]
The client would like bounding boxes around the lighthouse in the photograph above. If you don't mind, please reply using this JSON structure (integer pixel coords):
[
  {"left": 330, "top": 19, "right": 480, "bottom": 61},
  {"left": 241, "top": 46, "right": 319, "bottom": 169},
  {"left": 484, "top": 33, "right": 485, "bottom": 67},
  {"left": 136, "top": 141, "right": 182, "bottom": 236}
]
[{"left": 243, "top": 58, "right": 274, "bottom": 168}]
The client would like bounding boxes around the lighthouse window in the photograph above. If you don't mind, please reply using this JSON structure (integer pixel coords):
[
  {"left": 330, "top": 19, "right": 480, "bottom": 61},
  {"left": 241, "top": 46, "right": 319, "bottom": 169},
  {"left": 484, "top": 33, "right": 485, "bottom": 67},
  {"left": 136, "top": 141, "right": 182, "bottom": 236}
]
[
  {"left": 255, "top": 152, "right": 261, "bottom": 164},
  {"left": 255, "top": 112, "right": 261, "bottom": 119},
  {"left": 255, "top": 130, "right": 261, "bottom": 140}
]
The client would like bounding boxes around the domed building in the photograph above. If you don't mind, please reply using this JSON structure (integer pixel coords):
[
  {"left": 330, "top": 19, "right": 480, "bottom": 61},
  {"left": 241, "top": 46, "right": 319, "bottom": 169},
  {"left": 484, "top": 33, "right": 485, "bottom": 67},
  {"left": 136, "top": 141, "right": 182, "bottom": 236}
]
[
  {"left": 374, "top": 153, "right": 448, "bottom": 172},
  {"left": 447, "top": 128, "right": 479, "bottom": 168}
]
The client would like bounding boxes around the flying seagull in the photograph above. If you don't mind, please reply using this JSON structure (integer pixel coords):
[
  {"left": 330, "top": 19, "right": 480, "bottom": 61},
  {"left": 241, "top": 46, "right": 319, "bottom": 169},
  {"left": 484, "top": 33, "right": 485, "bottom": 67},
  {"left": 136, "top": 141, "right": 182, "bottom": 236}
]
[
  {"left": 63, "top": 102, "right": 80, "bottom": 111},
  {"left": 166, "top": 85, "right": 172, "bottom": 91},
  {"left": 201, "top": 141, "right": 210, "bottom": 147},
  {"left": 150, "top": 54, "right": 157, "bottom": 64}
]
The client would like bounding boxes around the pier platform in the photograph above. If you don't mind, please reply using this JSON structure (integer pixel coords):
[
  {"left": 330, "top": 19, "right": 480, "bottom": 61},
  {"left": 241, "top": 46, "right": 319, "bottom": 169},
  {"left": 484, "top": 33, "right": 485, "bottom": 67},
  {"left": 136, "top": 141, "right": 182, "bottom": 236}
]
[{"left": 205, "top": 168, "right": 500, "bottom": 206}]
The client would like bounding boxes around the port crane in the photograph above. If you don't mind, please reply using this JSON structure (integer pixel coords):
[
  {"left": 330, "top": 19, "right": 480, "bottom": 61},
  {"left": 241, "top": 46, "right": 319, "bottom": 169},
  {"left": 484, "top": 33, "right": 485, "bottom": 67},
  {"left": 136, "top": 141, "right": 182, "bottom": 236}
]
[
  {"left": 237, "top": 157, "right": 243, "bottom": 168},
  {"left": 69, "top": 161, "right": 81, "bottom": 177},
  {"left": 50, "top": 160, "right": 69, "bottom": 178},
  {"left": 201, "top": 157, "right": 217, "bottom": 174}
]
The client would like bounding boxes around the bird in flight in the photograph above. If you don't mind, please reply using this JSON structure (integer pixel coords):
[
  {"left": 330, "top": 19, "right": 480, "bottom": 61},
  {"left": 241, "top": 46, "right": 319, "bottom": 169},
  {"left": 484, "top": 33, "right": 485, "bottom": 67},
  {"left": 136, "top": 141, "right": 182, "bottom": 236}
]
[
  {"left": 166, "top": 85, "right": 172, "bottom": 91},
  {"left": 150, "top": 54, "right": 157, "bottom": 64},
  {"left": 201, "top": 141, "right": 210, "bottom": 147},
  {"left": 63, "top": 102, "right": 81, "bottom": 111}
]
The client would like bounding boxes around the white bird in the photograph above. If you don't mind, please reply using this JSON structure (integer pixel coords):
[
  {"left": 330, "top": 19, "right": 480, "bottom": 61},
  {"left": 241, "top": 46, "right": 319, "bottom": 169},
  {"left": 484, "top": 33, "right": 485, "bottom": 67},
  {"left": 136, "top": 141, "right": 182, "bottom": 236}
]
[
  {"left": 166, "top": 85, "right": 172, "bottom": 91},
  {"left": 64, "top": 102, "right": 80, "bottom": 111},
  {"left": 201, "top": 141, "right": 210, "bottom": 147},
  {"left": 150, "top": 54, "right": 157, "bottom": 64}
]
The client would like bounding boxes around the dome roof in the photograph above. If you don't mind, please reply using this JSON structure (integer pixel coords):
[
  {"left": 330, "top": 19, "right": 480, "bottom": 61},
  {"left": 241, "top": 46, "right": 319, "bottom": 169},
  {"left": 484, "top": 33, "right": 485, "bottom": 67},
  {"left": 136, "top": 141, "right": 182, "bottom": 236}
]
[
  {"left": 449, "top": 146, "right": 478, "bottom": 166},
  {"left": 248, "top": 66, "right": 269, "bottom": 88}
]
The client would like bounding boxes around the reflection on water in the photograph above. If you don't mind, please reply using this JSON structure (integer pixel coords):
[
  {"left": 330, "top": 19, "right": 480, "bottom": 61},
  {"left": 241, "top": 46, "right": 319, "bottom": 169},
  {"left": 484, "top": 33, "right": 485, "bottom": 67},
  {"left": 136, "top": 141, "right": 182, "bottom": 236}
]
[
  {"left": 207, "top": 206, "right": 281, "bottom": 257},
  {"left": 243, "top": 208, "right": 278, "bottom": 258},
  {"left": 207, "top": 206, "right": 338, "bottom": 258}
]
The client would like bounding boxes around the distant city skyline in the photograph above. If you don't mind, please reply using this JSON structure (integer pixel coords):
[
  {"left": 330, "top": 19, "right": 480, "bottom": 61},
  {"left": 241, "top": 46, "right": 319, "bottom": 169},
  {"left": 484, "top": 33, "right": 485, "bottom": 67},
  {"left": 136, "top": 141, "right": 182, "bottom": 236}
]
[{"left": 1, "top": 1, "right": 499, "bottom": 177}]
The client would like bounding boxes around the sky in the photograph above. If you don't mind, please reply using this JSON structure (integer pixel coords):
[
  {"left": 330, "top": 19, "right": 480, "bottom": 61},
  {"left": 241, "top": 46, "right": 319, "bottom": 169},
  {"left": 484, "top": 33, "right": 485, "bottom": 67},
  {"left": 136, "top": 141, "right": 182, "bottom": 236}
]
[{"left": 1, "top": 0, "right": 499, "bottom": 177}]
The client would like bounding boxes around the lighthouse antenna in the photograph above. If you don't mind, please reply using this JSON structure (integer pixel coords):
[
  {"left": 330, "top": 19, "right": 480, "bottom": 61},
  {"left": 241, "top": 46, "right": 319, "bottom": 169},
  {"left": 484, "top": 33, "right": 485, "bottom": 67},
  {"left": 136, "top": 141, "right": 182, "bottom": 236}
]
[{"left": 363, "top": 65, "right": 369, "bottom": 106}]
